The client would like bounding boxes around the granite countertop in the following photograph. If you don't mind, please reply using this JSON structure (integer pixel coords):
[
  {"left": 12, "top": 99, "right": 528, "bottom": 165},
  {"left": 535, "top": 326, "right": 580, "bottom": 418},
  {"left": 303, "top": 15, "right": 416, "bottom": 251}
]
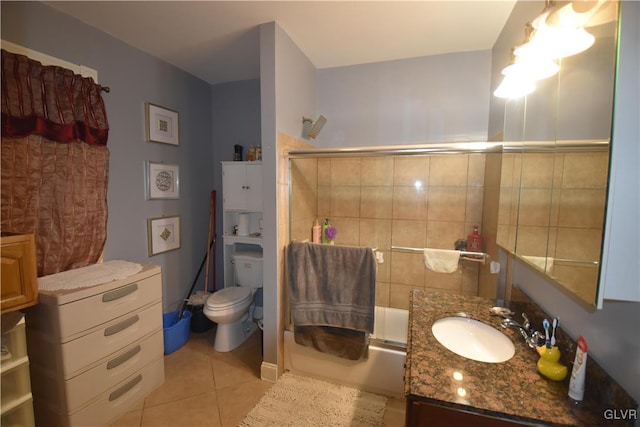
[{"left": 404, "top": 290, "right": 622, "bottom": 426}]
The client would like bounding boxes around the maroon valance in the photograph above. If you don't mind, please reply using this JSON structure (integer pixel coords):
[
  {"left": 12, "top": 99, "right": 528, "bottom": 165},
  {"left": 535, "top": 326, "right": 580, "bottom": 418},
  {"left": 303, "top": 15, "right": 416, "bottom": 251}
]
[{"left": 1, "top": 49, "right": 109, "bottom": 146}]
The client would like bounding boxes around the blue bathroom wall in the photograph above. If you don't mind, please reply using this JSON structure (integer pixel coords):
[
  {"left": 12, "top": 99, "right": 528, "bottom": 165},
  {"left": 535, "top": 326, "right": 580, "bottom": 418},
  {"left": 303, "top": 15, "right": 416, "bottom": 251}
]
[
  {"left": 1, "top": 2, "right": 214, "bottom": 312},
  {"left": 316, "top": 50, "right": 492, "bottom": 147},
  {"left": 211, "top": 79, "right": 262, "bottom": 290},
  {"left": 258, "top": 21, "right": 318, "bottom": 373}
]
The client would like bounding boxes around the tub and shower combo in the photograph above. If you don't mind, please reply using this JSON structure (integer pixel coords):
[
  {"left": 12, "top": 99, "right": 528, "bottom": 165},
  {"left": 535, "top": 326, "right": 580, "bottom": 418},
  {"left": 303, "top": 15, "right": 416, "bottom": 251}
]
[{"left": 283, "top": 143, "right": 495, "bottom": 398}]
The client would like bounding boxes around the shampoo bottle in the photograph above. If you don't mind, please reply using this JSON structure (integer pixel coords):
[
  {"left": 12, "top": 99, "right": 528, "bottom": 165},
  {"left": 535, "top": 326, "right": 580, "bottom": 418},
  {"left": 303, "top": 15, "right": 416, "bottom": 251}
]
[
  {"left": 312, "top": 219, "right": 321, "bottom": 243},
  {"left": 568, "top": 336, "right": 588, "bottom": 402},
  {"left": 321, "top": 219, "right": 330, "bottom": 244},
  {"left": 467, "top": 225, "right": 483, "bottom": 252}
]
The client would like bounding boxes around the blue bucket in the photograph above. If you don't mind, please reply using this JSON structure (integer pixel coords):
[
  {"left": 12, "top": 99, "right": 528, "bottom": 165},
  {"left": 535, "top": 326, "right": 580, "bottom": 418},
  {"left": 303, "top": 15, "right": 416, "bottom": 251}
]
[{"left": 163, "top": 310, "right": 192, "bottom": 355}]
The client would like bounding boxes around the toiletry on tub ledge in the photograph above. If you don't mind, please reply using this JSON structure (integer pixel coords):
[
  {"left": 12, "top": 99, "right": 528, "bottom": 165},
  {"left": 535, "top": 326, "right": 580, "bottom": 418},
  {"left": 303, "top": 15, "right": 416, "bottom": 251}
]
[
  {"left": 569, "top": 336, "right": 588, "bottom": 402},
  {"left": 312, "top": 219, "right": 321, "bottom": 244},
  {"left": 321, "top": 219, "right": 337, "bottom": 245}
]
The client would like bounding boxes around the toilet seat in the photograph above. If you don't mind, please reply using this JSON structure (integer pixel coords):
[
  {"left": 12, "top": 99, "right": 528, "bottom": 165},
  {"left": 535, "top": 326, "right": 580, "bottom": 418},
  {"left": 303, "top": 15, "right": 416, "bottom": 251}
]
[{"left": 206, "top": 287, "right": 252, "bottom": 310}]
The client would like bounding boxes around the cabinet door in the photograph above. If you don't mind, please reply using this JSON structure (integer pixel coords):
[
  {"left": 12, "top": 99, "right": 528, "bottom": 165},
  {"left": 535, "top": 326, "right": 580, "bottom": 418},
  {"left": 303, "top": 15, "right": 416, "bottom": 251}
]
[
  {"left": 245, "top": 164, "right": 263, "bottom": 211},
  {"left": 222, "top": 163, "right": 249, "bottom": 210},
  {"left": 406, "top": 399, "right": 534, "bottom": 427},
  {"left": 1, "top": 234, "right": 38, "bottom": 313}
]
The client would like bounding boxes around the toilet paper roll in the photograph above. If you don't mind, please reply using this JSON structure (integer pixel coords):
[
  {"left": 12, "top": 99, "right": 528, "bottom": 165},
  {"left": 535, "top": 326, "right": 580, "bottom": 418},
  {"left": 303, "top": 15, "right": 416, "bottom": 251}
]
[{"left": 237, "top": 213, "right": 250, "bottom": 236}]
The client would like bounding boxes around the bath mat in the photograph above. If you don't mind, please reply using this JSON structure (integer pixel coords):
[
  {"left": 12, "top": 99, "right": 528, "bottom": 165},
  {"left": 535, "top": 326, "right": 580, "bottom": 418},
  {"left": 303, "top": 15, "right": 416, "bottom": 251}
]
[{"left": 239, "top": 372, "right": 387, "bottom": 427}]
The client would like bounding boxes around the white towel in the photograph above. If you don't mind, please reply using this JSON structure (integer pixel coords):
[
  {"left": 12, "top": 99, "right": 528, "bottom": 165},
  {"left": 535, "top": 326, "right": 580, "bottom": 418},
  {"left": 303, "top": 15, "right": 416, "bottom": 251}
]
[{"left": 423, "top": 249, "right": 460, "bottom": 273}]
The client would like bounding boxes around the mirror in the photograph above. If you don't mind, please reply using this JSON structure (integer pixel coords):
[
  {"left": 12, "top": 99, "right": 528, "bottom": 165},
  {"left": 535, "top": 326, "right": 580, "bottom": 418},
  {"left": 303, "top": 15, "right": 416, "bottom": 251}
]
[{"left": 496, "top": 0, "right": 619, "bottom": 306}]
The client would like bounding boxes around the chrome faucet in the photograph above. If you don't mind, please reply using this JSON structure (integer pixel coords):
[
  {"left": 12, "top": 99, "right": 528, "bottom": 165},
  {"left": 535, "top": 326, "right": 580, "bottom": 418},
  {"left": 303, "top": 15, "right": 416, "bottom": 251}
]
[{"left": 501, "top": 313, "right": 545, "bottom": 349}]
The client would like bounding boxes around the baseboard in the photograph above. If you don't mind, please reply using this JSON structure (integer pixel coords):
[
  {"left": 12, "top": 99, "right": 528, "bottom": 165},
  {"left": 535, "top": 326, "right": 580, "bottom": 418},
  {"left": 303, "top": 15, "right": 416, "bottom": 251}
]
[{"left": 260, "top": 361, "right": 278, "bottom": 382}]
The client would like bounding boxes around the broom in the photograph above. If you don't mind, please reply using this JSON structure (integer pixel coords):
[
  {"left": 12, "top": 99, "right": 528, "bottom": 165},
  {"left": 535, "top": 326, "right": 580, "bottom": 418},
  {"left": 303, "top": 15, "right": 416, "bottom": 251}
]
[
  {"left": 177, "top": 191, "right": 216, "bottom": 321},
  {"left": 176, "top": 239, "right": 214, "bottom": 321}
]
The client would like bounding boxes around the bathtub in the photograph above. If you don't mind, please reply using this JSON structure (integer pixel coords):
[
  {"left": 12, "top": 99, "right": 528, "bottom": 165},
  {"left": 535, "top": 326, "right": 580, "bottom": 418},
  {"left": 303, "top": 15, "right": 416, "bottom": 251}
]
[{"left": 283, "top": 307, "right": 408, "bottom": 398}]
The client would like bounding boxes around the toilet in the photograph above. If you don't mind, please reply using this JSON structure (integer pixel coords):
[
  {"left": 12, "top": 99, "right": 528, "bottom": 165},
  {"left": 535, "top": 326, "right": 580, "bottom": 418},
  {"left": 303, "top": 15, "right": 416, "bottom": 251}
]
[{"left": 203, "top": 250, "right": 263, "bottom": 352}]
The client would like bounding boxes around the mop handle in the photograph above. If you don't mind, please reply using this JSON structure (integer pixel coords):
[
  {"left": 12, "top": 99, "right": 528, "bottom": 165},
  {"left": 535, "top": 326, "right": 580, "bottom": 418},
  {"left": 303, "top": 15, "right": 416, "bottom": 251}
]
[{"left": 177, "top": 239, "right": 214, "bottom": 321}]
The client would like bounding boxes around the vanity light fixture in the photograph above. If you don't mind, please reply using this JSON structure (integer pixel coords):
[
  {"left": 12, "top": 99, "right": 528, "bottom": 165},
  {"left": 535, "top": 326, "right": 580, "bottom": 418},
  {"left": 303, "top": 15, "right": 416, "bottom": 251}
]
[
  {"left": 514, "top": 11, "right": 595, "bottom": 60},
  {"left": 493, "top": 0, "right": 600, "bottom": 99},
  {"left": 493, "top": 73, "right": 536, "bottom": 99},
  {"left": 501, "top": 49, "right": 560, "bottom": 81}
]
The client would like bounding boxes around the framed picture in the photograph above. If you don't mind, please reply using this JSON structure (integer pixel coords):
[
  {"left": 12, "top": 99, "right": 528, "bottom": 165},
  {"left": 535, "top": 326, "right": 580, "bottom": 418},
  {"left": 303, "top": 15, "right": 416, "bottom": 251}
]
[
  {"left": 145, "top": 103, "right": 179, "bottom": 146},
  {"left": 145, "top": 161, "right": 179, "bottom": 199},
  {"left": 147, "top": 215, "right": 181, "bottom": 256}
]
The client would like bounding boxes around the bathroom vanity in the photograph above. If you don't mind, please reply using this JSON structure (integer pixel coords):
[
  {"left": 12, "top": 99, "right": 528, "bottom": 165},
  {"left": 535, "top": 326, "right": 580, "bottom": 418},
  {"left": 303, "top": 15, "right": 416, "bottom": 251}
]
[{"left": 404, "top": 290, "right": 637, "bottom": 426}]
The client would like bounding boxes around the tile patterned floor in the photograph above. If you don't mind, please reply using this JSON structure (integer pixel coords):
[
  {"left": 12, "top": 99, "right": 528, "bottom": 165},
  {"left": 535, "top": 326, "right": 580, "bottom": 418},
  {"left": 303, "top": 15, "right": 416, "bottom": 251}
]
[{"left": 110, "top": 327, "right": 406, "bottom": 426}]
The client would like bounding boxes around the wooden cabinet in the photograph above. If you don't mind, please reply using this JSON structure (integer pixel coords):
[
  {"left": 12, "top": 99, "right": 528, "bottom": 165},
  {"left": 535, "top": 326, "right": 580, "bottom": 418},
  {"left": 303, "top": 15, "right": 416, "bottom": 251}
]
[
  {"left": 406, "top": 399, "right": 536, "bottom": 427},
  {"left": 222, "top": 161, "right": 262, "bottom": 211},
  {"left": 1, "top": 233, "right": 38, "bottom": 313},
  {"left": 25, "top": 262, "right": 164, "bottom": 427}
]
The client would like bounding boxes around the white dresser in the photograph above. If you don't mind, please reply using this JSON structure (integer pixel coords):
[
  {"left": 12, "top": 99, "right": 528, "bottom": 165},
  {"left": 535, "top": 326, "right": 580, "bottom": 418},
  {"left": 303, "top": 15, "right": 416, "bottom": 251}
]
[{"left": 25, "top": 262, "right": 164, "bottom": 427}]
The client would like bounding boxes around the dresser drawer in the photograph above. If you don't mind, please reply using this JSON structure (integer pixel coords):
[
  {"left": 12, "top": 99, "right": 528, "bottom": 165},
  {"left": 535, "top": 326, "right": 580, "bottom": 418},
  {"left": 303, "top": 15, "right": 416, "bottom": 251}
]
[
  {"left": 1, "top": 361, "right": 32, "bottom": 411},
  {"left": 34, "top": 357, "right": 164, "bottom": 427},
  {"left": 1, "top": 395, "right": 34, "bottom": 427},
  {"left": 1, "top": 318, "right": 27, "bottom": 369},
  {"left": 62, "top": 302, "right": 162, "bottom": 378},
  {"left": 28, "top": 302, "right": 162, "bottom": 379},
  {"left": 40, "top": 274, "right": 161, "bottom": 342},
  {"left": 30, "top": 329, "right": 163, "bottom": 413}
]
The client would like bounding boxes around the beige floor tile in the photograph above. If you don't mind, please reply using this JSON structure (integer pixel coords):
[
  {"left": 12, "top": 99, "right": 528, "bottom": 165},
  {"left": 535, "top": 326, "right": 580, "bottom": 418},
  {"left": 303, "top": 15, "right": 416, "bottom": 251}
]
[
  {"left": 109, "top": 409, "right": 142, "bottom": 427},
  {"left": 384, "top": 397, "right": 407, "bottom": 427},
  {"left": 141, "top": 391, "right": 221, "bottom": 427},
  {"left": 217, "top": 377, "right": 274, "bottom": 427},
  {"left": 212, "top": 355, "right": 261, "bottom": 390},
  {"left": 111, "top": 325, "right": 405, "bottom": 427},
  {"left": 185, "top": 327, "right": 217, "bottom": 356},
  {"left": 145, "top": 343, "right": 215, "bottom": 407}
]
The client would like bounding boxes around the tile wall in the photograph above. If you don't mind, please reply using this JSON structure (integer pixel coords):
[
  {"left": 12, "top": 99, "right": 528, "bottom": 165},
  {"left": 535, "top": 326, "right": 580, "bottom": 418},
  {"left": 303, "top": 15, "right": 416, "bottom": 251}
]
[
  {"left": 290, "top": 153, "right": 487, "bottom": 310},
  {"left": 497, "top": 149, "right": 608, "bottom": 304}
]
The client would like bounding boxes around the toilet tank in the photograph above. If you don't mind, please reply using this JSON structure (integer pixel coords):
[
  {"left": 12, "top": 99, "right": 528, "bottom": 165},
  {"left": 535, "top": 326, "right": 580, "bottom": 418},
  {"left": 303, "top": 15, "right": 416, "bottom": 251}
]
[{"left": 232, "top": 250, "right": 263, "bottom": 287}]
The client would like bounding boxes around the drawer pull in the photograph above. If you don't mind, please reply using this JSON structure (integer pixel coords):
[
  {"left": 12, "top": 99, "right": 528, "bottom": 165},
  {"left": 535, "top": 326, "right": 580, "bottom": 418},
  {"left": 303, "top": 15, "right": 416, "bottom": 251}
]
[
  {"left": 104, "top": 315, "right": 139, "bottom": 336},
  {"left": 102, "top": 283, "right": 139, "bottom": 302},
  {"left": 109, "top": 374, "right": 142, "bottom": 402},
  {"left": 106, "top": 345, "right": 141, "bottom": 370}
]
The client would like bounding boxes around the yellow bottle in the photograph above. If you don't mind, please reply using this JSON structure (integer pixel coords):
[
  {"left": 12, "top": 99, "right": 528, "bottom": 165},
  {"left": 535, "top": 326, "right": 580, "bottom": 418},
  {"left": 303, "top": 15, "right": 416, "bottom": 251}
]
[{"left": 536, "top": 346, "right": 568, "bottom": 381}]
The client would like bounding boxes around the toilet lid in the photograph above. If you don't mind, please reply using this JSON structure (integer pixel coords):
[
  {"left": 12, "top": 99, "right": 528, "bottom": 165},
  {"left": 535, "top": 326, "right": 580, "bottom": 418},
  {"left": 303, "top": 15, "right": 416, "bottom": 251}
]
[{"left": 206, "top": 287, "right": 252, "bottom": 309}]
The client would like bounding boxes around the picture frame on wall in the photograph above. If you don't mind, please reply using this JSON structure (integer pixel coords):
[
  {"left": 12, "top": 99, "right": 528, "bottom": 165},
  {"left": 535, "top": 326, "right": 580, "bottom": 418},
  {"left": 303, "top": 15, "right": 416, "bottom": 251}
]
[
  {"left": 147, "top": 215, "right": 181, "bottom": 256},
  {"left": 145, "top": 102, "right": 179, "bottom": 146},
  {"left": 145, "top": 161, "right": 179, "bottom": 199}
]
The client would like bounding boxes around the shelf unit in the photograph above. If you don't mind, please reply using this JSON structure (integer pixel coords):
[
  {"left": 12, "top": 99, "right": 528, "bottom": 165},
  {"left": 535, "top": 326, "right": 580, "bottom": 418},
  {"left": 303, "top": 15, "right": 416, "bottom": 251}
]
[
  {"left": 1, "top": 317, "right": 35, "bottom": 426},
  {"left": 221, "top": 161, "right": 263, "bottom": 288}
]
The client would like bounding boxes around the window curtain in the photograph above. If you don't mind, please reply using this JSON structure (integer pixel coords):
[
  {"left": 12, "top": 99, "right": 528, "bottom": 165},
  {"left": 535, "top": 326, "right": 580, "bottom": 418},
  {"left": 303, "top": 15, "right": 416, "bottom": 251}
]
[{"left": 1, "top": 49, "right": 110, "bottom": 276}]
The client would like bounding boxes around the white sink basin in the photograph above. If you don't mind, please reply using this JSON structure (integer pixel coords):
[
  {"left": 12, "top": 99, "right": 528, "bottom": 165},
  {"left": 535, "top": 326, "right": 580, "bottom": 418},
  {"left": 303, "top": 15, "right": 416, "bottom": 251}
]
[{"left": 431, "top": 317, "right": 515, "bottom": 363}]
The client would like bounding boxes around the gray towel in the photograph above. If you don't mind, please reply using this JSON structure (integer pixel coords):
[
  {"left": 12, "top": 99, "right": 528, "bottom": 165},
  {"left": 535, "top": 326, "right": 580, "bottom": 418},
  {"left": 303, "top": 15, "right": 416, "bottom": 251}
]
[{"left": 286, "top": 241, "right": 376, "bottom": 333}]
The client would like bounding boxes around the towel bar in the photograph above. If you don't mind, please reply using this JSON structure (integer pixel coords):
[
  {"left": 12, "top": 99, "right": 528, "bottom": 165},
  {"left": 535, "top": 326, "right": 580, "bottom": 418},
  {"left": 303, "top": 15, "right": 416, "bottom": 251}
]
[{"left": 388, "top": 246, "right": 489, "bottom": 264}]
